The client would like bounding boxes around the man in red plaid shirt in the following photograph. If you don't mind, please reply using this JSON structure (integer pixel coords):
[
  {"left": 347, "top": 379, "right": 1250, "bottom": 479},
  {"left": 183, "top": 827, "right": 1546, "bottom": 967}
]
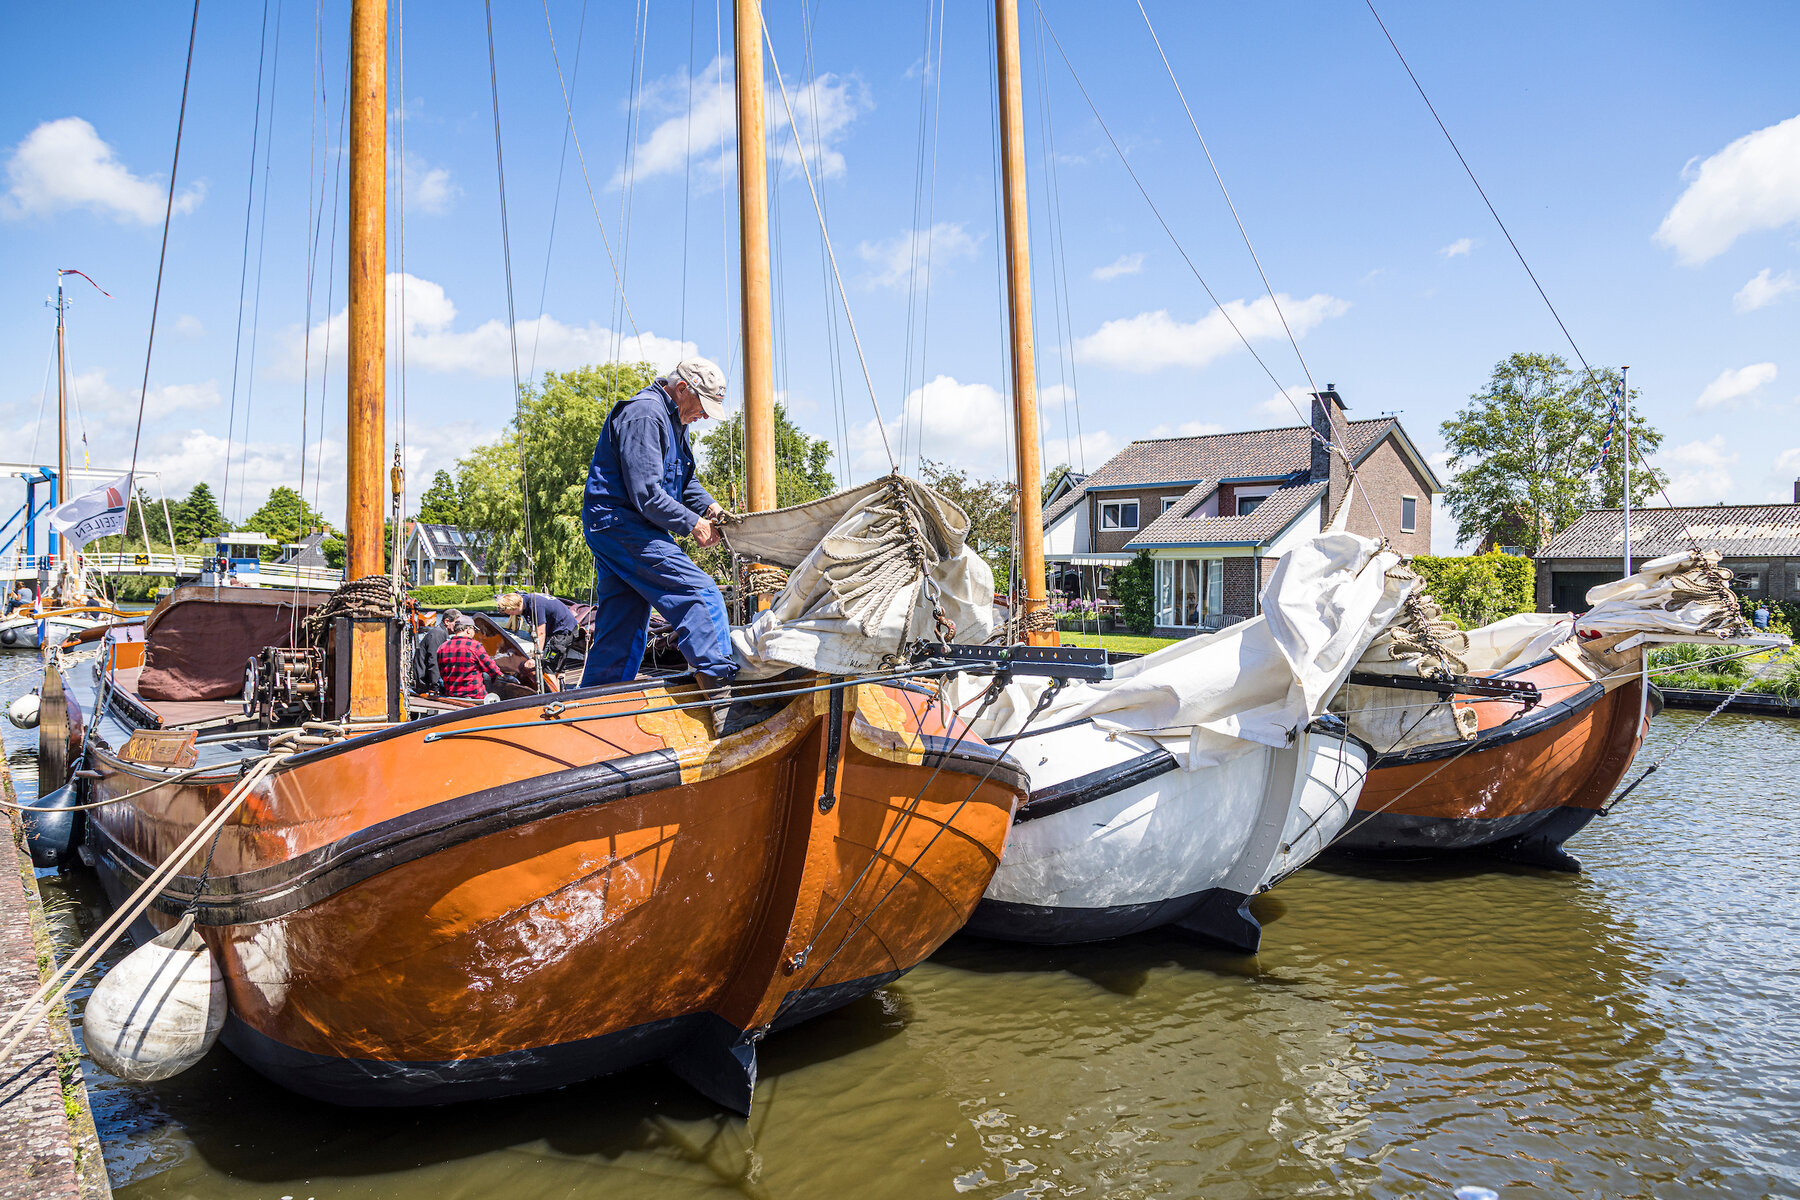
[{"left": 436, "top": 617, "right": 503, "bottom": 701}]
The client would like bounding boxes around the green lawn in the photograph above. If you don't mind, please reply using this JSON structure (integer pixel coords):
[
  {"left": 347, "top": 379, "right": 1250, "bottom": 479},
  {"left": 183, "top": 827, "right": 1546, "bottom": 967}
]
[{"left": 1056, "top": 631, "right": 1184, "bottom": 655}]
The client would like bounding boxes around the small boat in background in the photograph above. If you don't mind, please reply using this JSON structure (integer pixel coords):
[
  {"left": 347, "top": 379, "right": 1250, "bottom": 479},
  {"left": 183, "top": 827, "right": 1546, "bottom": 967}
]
[
  {"left": 0, "top": 602, "right": 131, "bottom": 651},
  {"left": 1330, "top": 551, "right": 1786, "bottom": 870}
]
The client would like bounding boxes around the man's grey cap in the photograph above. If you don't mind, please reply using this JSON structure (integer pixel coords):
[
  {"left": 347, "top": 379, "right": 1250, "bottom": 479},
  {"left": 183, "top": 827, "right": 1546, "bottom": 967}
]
[{"left": 673, "top": 357, "right": 729, "bottom": 420}]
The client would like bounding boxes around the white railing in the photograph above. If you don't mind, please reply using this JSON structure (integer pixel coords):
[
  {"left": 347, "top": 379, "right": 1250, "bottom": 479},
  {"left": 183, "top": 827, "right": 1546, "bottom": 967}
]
[{"left": 0, "top": 550, "right": 343, "bottom": 588}]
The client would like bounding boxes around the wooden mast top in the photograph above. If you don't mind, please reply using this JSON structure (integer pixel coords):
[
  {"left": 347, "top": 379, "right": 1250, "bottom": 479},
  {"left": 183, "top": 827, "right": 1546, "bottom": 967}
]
[
  {"left": 994, "top": 0, "right": 1054, "bottom": 646},
  {"left": 734, "top": 0, "right": 776, "bottom": 516},
  {"left": 346, "top": 0, "right": 386, "bottom": 582}
]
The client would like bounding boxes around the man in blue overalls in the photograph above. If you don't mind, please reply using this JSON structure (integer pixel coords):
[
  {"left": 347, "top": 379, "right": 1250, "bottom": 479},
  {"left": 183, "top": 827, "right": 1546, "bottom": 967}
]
[{"left": 581, "top": 358, "right": 741, "bottom": 729}]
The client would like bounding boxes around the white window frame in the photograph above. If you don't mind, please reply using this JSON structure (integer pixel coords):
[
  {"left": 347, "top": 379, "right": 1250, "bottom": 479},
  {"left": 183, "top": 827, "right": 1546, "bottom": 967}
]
[
  {"left": 1161, "top": 496, "right": 1183, "bottom": 515},
  {"left": 1100, "top": 500, "right": 1140, "bottom": 531},
  {"left": 1401, "top": 495, "right": 1418, "bottom": 533},
  {"left": 1154, "top": 557, "right": 1225, "bottom": 629}
]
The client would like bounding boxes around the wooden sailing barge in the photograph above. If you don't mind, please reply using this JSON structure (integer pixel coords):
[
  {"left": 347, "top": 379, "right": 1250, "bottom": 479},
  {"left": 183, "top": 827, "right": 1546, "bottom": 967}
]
[{"left": 39, "top": 0, "right": 1027, "bottom": 1112}]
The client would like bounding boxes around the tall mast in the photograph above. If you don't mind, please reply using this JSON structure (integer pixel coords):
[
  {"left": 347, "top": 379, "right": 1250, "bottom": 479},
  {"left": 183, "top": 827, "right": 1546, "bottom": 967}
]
[
  {"left": 54, "top": 273, "right": 69, "bottom": 552},
  {"left": 994, "top": 0, "right": 1051, "bottom": 645},
  {"left": 346, "top": 0, "right": 387, "bottom": 581},
  {"left": 1620, "top": 365, "right": 1631, "bottom": 578},
  {"left": 734, "top": 0, "right": 775, "bottom": 515}
]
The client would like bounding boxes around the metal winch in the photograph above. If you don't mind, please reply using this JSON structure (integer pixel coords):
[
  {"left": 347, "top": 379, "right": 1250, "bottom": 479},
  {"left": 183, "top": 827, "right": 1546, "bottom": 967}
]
[{"left": 243, "top": 647, "right": 328, "bottom": 727}]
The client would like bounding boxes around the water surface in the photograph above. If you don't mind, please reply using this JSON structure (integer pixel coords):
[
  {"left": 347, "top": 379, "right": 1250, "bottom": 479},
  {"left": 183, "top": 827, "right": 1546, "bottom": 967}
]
[{"left": 5, "top": 651, "right": 1796, "bottom": 1197}]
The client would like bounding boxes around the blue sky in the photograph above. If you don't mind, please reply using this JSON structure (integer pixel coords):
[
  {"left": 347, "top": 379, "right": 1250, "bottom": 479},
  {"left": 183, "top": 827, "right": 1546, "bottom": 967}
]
[{"left": 3, "top": 1, "right": 1797, "bottom": 551}]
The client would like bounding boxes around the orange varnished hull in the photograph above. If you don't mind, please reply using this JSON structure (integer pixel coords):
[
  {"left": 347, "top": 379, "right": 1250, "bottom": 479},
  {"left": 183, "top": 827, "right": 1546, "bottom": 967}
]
[
  {"left": 79, "top": 673, "right": 1023, "bottom": 1109},
  {"left": 1333, "top": 652, "right": 1652, "bottom": 870}
]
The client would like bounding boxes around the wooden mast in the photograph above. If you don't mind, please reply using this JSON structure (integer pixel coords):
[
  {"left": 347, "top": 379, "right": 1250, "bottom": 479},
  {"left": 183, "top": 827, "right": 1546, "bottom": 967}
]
[
  {"left": 735, "top": 0, "right": 776, "bottom": 517},
  {"left": 347, "top": 0, "right": 386, "bottom": 582},
  {"left": 345, "top": 0, "right": 391, "bottom": 718},
  {"left": 994, "top": 0, "right": 1053, "bottom": 645}
]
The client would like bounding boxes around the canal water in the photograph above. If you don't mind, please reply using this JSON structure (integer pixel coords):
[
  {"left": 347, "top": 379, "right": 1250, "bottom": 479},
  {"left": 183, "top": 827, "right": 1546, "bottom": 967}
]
[{"left": 5, "top": 650, "right": 1797, "bottom": 1198}]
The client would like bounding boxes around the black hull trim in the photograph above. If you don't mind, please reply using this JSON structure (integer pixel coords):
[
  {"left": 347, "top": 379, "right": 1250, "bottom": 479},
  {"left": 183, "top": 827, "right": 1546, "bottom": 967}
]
[
  {"left": 1329, "top": 804, "right": 1601, "bottom": 871},
  {"left": 89, "top": 728, "right": 1020, "bottom": 927},
  {"left": 964, "top": 887, "right": 1261, "bottom": 952},
  {"left": 219, "top": 971, "right": 899, "bottom": 1113},
  {"left": 1015, "top": 748, "right": 1178, "bottom": 825}
]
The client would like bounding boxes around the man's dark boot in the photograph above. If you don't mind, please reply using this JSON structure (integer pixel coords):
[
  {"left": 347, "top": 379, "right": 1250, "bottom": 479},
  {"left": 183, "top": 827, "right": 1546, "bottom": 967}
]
[{"left": 696, "top": 674, "right": 778, "bottom": 738}]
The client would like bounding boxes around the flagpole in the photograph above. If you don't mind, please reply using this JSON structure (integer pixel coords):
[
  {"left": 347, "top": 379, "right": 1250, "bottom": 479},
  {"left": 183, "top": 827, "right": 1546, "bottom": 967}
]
[{"left": 1620, "top": 365, "right": 1631, "bottom": 579}]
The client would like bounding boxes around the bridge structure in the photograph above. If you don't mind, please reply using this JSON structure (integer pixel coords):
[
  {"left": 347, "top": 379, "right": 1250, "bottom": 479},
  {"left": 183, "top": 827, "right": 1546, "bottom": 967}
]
[{"left": 0, "top": 462, "right": 343, "bottom": 591}]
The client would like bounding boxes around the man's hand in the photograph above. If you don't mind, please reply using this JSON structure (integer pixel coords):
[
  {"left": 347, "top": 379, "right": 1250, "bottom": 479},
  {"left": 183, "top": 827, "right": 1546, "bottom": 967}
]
[
  {"left": 692, "top": 517, "right": 722, "bottom": 548},
  {"left": 704, "top": 502, "right": 724, "bottom": 521}
]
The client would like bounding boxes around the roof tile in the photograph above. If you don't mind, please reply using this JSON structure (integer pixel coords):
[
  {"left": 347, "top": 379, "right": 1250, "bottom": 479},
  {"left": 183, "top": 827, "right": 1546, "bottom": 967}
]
[{"left": 1540, "top": 504, "right": 1800, "bottom": 559}]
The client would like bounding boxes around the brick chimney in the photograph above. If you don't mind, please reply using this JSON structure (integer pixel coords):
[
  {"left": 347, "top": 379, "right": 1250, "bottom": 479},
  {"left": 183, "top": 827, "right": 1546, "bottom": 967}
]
[
  {"left": 1310, "top": 386, "right": 1350, "bottom": 521},
  {"left": 1794, "top": 476, "right": 1800, "bottom": 504}
]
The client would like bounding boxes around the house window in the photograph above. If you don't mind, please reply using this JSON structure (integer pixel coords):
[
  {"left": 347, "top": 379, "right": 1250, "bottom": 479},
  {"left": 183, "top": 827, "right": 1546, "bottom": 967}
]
[
  {"left": 1730, "top": 569, "right": 1762, "bottom": 595},
  {"left": 1237, "top": 495, "right": 1264, "bottom": 516},
  {"left": 1401, "top": 496, "right": 1418, "bottom": 533},
  {"left": 1161, "top": 496, "right": 1182, "bottom": 515},
  {"left": 1100, "top": 500, "right": 1139, "bottom": 531},
  {"left": 1154, "top": 557, "right": 1225, "bottom": 628}
]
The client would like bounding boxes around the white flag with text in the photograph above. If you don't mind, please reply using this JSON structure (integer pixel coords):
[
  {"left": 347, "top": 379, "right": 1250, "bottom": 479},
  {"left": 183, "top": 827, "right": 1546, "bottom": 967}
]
[{"left": 49, "top": 473, "right": 132, "bottom": 552}]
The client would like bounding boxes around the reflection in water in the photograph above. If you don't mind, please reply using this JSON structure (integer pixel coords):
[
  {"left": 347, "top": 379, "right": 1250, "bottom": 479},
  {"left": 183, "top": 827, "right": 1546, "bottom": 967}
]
[{"left": 3, "top": 649, "right": 1797, "bottom": 1198}]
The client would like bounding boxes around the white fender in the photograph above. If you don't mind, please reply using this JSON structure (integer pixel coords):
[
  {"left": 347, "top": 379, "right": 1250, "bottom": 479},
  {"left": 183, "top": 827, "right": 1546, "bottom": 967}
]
[
  {"left": 83, "top": 913, "right": 227, "bottom": 1082},
  {"left": 7, "top": 692, "right": 40, "bottom": 729}
]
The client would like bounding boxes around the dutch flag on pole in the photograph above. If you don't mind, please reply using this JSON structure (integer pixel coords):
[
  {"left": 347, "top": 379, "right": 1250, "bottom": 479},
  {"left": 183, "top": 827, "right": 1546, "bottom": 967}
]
[{"left": 49, "top": 472, "right": 133, "bottom": 551}]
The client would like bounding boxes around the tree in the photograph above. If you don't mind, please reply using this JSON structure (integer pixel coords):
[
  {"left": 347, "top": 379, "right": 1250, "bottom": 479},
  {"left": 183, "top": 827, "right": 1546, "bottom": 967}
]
[
  {"left": 694, "top": 403, "right": 836, "bottom": 513},
  {"left": 1441, "top": 353, "right": 1666, "bottom": 554},
  {"left": 457, "top": 362, "right": 657, "bottom": 597},
  {"left": 242, "top": 486, "right": 334, "bottom": 558},
  {"left": 921, "top": 459, "right": 1016, "bottom": 591},
  {"left": 321, "top": 519, "right": 394, "bottom": 573},
  {"left": 416, "top": 469, "right": 463, "bottom": 525},
  {"left": 1112, "top": 550, "right": 1155, "bottom": 634},
  {"left": 171, "top": 482, "right": 227, "bottom": 546},
  {"left": 1041, "top": 462, "right": 1073, "bottom": 504}
]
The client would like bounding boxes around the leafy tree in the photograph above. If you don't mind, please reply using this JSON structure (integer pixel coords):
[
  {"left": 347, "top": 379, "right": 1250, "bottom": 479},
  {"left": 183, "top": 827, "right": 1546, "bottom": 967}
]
[
  {"left": 321, "top": 520, "right": 394, "bottom": 573},
  {"left": 1111, "top": 550, "right": 1155, "bottom": 634},
  {"left": 921, "top": 459, "right": 1016, "bottom": 591},
  {"left": 416, "top": 469, "right": 463, "bottom": 525},
  {"left": 1041, "top": 462, "right": 1073, "bottom": 503},
  {"left": 456, "top": 362, "right": 657, "bottom": 596},
  {"left": 1441, "top": 353, "right": 1666, "bottom": 554},
  {"left": 242, "top": 486, "right": 334, "bottom": 558},
  {"left": 695, "top": 403, "right": 836, "bottom": 512},
  {"left": 172, "top": 482, "right": 228, "bottom": 545}
]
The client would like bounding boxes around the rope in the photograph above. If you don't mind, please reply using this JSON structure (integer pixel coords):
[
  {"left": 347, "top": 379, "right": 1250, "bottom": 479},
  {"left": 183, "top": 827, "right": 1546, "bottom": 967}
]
[
  {"left": 301, "top": 573, "right": 400, "bottom": 644},
  {"left": 746, "top": 565, "right": 789, "bottom": 596}
]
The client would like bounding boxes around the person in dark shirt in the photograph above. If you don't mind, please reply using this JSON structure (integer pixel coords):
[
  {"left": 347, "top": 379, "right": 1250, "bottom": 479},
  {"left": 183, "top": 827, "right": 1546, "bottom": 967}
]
[
  {"left": 436, "top": 618, "right": 502, "bottom": 701},
  {"left": 412, "top": 607, "right": 456, "bottom": 693},
  {"left": 496, "top": 592, "right": 578, "bottom": 692},
  {"left": 580, "top": 357, "right": 746, "bottom": 732}
]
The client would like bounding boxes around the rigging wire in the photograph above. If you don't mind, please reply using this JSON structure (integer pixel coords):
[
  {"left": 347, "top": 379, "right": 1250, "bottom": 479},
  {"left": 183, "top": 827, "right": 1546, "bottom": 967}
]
[
  {"left": 126, "top": 0, "right": 203, "bottom": 482},
  {"left": 309, "top": 47, "right": 352, "bottom": 536},
  {"left": 613, "top": 0, "right": 651, "bottom": 349},
  {"left": 393, "top": 0, "right": 410, "bottom": 534},
  {"left": 1029, "top": 5, "right": 1083, "bottom": 476},
  {"left": 233, "top": 0, "right": 285, "bottom": 519},
  {"left": 679, "top": 0, "right": 695, "bottom": 345},
  {"left": 542, "top": 0, "right": 642, "bottom": 340},
  {"left": 795, "top": 0, "right": 852, "bottom": 489},
  {"left": 758, "top": 12, "right": 895, "bottom": 470},
  {"left": 530, "top": 1, "right": 590, "bottom": 383},
  {"left": 484, "top": 0, "right": 537, "bottom": 588},
  {"left": 224, "top": 0, "right": 274, "bottom": 528},
  {"left": 1361, "top": 0, "right": 1677, "bottom": 515}
]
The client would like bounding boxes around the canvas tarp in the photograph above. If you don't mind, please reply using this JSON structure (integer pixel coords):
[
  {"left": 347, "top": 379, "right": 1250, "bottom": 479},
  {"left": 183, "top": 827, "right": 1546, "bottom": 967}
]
[
  {"left": 948, "top": 533, "right": 1413, "bottom": 769},
  {"left": 724, "top": 475, "right": 995, "bottom": 678},
  {"left": 1575, "top": 549, "right": 1750, "bottom": 639}
]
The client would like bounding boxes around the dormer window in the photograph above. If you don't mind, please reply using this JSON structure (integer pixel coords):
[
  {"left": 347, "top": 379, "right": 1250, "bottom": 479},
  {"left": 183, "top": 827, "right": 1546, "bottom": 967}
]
[{"left": 1100, "top": 501, "right": 1139, "bottom": 531}]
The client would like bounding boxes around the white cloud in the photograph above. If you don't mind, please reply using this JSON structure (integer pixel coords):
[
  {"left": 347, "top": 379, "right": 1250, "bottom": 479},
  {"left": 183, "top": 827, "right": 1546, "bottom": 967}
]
[
  {"left": 1044, "top": 430, "right": 1118, "bottom": 472},
  {"left": 1255, "top": 385, "right": 1316, "bottom": 422},
  {"left": 1074, "top": 293, "right": 1348, "bottom": 372},
  {"left": 619, "top": 56, "right": 869, "bottom": 187},
  {"left": 1695, "top": 362, "right": 1778, "bottom": 411},
  {"left": 1092, "top": 253, "right": 1144, "bottom": 281},
  {"left": 174, "top": 314, "right": 205, "bottom": 338},
  {"left": 1663, "top": 435, "right": 1740, "bottom": 505},
  {"left": 404, "top": 153, "right": 458, "bottom": 215},
  {"left": 851, "top": 375, "right": 1010, "bottom": 476},
  {"left": 1654, "top": 112, "right": 1800, "bottom": 264},
  {"left": 1439, "top": 237, "right": 1474, "bottom": 258},
  {"left": 2, "top": 117, "right": 204, "bottom": 223},
  {"left": 1148, "top": 420, "right": 1223, "bottom": 438},
  {"left": 1770, "top": 447, "right": 1800, "bottom": 502},
  {"left": 1732, "top": 267, "right": 1798, "bottom": 313},
  {"left": 282, "top": 273, "right": 698, "bottom": 383},
  {"left": 65, "top": 367, "right": 220, "bottom": 422},
  {"left": 857, "top": 222, "right": 979, "bottom": 289}
]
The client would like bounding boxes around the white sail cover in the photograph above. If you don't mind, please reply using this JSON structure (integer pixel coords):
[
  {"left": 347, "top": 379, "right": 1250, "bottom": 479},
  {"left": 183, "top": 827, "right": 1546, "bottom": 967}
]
[
  {"left": 725, "top": 475, "right": 995, "bottom": 678},
  {"left": 950, "top": 533, "right": 1413, "bottom": 769},
  {"left": 1576, "top": 549, "right": 1750, "bottom": 638}
]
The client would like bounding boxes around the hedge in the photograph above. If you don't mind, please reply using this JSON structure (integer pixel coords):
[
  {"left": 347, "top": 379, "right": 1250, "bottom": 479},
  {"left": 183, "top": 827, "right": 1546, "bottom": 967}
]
[
  {"left": 410, "top": 584, "right": 500, "bottom": 607},
  {"left": 1407, "top": 552, "right": 1535, "bottom": 629}
]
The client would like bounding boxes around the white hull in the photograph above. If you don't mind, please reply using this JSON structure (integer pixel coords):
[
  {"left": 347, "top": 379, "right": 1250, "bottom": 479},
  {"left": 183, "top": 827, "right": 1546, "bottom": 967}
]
[
  {"left": 967, "top": 717, "right": 1369, "bottom": 950},
  {"left": 0, "top": 612, "right": 114, "bottom": 651}
]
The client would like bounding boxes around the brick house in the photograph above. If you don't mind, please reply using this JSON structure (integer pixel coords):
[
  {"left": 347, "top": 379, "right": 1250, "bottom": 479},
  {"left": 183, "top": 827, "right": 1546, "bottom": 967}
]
[
  {"left": 1534, "top": 491, "right": 1800, "bottom": 612},
  {"left": 1044, "top": 388, "right": 1440, "bottom": 635}
]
